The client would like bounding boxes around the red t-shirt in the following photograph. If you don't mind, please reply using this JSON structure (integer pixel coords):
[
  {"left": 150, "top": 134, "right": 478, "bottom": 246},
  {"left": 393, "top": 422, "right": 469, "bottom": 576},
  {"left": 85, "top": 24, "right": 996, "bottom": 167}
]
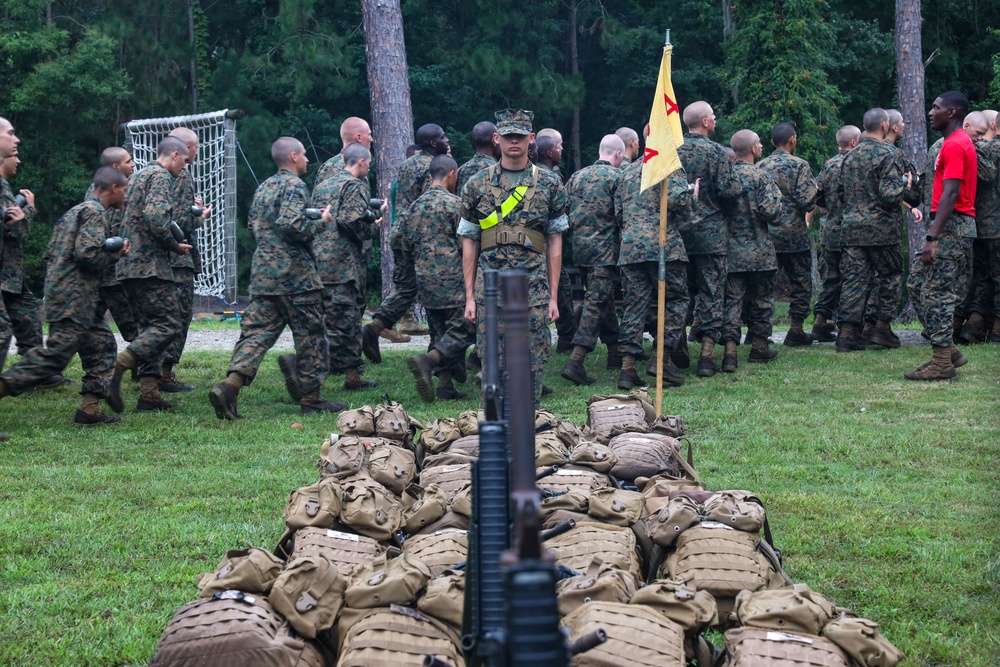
[{"left": 932, "top": 130, "right": 977, "bottom": 216}]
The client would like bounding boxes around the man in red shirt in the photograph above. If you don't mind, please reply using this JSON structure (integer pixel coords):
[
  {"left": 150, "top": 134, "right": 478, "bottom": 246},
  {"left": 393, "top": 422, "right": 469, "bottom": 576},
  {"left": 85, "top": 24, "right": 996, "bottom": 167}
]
[{"left": 906, "top": 91, "right": 979, "bottom": 380}]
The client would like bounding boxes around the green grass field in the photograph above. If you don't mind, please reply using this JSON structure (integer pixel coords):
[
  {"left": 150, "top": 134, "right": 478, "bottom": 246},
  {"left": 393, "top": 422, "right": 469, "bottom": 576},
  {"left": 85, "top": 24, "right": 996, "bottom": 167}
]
[{"left": 0, "top": 334, "right": 998, "bottom": 666}]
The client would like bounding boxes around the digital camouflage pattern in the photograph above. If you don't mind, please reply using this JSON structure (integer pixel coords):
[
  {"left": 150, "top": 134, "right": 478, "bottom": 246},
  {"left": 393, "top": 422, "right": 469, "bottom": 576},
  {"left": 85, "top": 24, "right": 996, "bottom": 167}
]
[
  {"left": 395, "top": 151, "right": 434, "bottom": 214},
  {"left": 246, "top": 169, "right": 324, "bottom": 296},
  {"left": 908, "top": 219, "right": 975, "bottom": 347},
  {"left": 619, "top": 261, "right": 687, "bottom": 357},
  {"left": 3, "top": 287, "right": 42, "bottom": 355},
  {"left": 839, "top": 137, "right": 909, "bottom": 247},
  {"left": 615, "top": 160, "right": 691, "bottom": 266},
  {"left": 457, "top": 155, "right": 496, "bottom": 196},
  {"left": 163, "top": 272, "right": 194, "bottom": 367},
  {"left": 123, "top": 277, "right": 184, "bottom": 378},
  {"left": 923, "top": 138, "right": 943, "bottom": 207},
  {"left": 727, "top": 161, "right": 782, "bottom": 273},
  {"left": 962, "top": 137, "right": 1000, "bottom": 319},
  {"left": 372, "top": 231, "right": 418, "bottom": 328},
  {"left": 566, "top": 159, "right": 619, "bottom": 267},
  {"left": 426, "top": 306, "right": 475, "bottom": 377},
  {"left": 400, "top": 185, "right": 464, "bottom": 309},
  {"left": 312, "top": 174, "right": 374, "bottom": 288},
  {"left": 974, "top": 137, "right": 1000, "bottom": 239},
  {"left": 115, "top": 164, "right": 183, "bottom": 282},
  {"left": 325, "top": 282, "right": 364, "bottom": 373},
  {"left": 1, "top": 200, "right": 120, "bottom": 396},
  {"left": 837, "top": 245, "right": 903, "bottom": 326},
  {"left": 816, "top": 151, "right": 849, "bottom": 251},
  {"left": 314, "top": 153, "right": 345, "bottom": 187},
  {"left": 676, "top": 133, "right": 741, "bottom": 255},
  {"left": 756, "top": 148, "right": 818, "bottom": 253},
  {"left": 723, "top": 270, "right": 777, "bottom": 344},
  {"left": 540, "top": 164, "right": 578, "bottom": 343},
  {"left": 170, "top": 167, "right": 201, "bottom": 273},
  {"left": 571, "top": 265, "right": 619, "bottom": 352},
  {"left": 475, "top": 303, "right": 550, "bottom": 406},
  {"left": 1, "top": 176, "right": 35, "bottom": 294},
  {"left": 814, "top": 248, "right": 842, "bottom": 320}
]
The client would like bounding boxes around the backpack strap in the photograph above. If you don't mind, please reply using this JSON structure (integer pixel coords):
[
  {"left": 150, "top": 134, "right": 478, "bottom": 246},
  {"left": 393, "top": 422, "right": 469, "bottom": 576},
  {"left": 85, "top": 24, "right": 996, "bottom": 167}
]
[{"left": 479, "top": 164, "right": 544, "bottom": 253}]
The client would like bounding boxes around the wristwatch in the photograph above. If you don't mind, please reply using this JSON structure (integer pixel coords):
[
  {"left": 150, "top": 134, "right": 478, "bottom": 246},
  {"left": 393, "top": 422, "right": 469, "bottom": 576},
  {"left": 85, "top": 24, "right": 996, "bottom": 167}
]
[{"left": 925, "top": 235, "right": 939, "bottom": 242}]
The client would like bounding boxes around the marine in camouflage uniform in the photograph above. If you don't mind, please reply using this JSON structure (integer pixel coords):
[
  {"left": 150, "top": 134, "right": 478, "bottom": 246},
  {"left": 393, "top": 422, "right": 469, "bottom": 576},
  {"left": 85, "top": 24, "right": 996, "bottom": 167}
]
[
  {"left": 0, "top": 168, "right": 128, "bottom": 424},
  {"left": 0, "top": 118, "right": 18, "bottom": 388},
  {"left": 362, "top": 124, "right": 450, "bottom": 360},
  {"left": 956, "top": 132, "right": 1000, "bottom": 342},
  {"left": 615, "top": 158, "right": 694, "bottom": 390},
  {"left": 457, "top": 154, "right": 496, "bottom": 195},
  {"left": 721, "top": 131, "right": 784, "bottom": 371},
  {"left": 835, "top": 112, "right": 917, "bottom": 352},
  {"left": 403, "top": 156, "right": 476, "bottom": 402},
  {"left": 110, "top": 139, "right": 193, "bottom": 412},
  {"left": 756, "top": 124, "right": 819, "bottom": 345},
  {"left": 1, "top": 172, "right": 43, "bottom": 361},
  {"left": 561, "top": 136, "right": 624, "bottom": 385},
  {"left": 459, "top": 109, "right": 567, "bottom": 406},
  {"left": 87, "top": 181, "right": 138, "bottom": 343},
  {"left": 906, "top": 92, "right": 979, "bottom": 380},
  {"left": 675, "top": 113, "right": 742, "bottom": 376},
  {"left": 311, "top": 145, "right": 379, "bottom": 391},
  {"left": 209, "top": 136, "right": 347, "bottom": 420}
]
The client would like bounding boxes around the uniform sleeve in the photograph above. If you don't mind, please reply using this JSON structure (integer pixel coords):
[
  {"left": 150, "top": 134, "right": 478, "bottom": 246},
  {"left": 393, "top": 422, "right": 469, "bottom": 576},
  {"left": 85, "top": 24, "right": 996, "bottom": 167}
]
[
  {"left": 336, "top": 180, "right": 372, "bottom": 242},
  {"left": 546, "top": 179, "right": 569, "bottom": 235},
  {"left": 276, "top": 178, "right": 315, "bottom": 243},
  {"left": 144, "top": 170, "right": 182, "bottom": 252},
  {"left": 667, "top": 168, "right": 694, "bottom": 217},
  {"left": 792, "top": 162, "right": 818, "bottom": 213},
  {"left": 715, "top": 150, "right": 742, "bottom": 202},
  {"left": 458, "top": 177, "right": 482, "bottom": 240},
  {"left": 758, "top": 173, "right": 783, "bottom": 226},
  {"left": 74, "top": 206, "right": 113, "bottom": 274},
  {"left": 976, "top": 143, "right": 997, "bottom": 184},
  {"left": 875, "top": 153, "right": 906, "bottom": 209}
]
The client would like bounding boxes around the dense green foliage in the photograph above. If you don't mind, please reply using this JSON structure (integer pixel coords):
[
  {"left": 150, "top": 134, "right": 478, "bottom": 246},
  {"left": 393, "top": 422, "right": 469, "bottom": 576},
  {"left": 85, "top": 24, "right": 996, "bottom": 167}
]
[{"left": 2, "top": 0, "right": 999, "bottom": 293}]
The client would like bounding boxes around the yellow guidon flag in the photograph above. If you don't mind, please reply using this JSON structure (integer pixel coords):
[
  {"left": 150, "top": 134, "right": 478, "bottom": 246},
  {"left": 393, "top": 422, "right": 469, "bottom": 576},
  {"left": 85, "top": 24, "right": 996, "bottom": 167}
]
[{"left": 640, "top": 42, "right": 684, "bottom": 192}]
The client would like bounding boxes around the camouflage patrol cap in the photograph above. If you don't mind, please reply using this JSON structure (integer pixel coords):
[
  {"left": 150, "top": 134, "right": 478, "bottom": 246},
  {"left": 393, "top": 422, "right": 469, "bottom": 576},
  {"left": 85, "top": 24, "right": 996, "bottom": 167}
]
[{"left": 495, "top": 108, "right": 534, "bottom": 136}]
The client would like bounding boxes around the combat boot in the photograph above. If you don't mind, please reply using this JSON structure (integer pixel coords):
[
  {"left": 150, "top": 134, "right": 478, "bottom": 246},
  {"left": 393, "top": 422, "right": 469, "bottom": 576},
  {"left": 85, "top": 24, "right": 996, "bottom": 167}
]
[
  {"left": 407, "top": 352, "right": 437, "bottom": 403},
  {"left": 136, "top": 377, "right": 174, "bottom": 411},
  {"left": 277, "top": 353, "right": 303, "bottom": 402},
  {"left": 987, "top": 321, "right": 1000, "bottom": 344},
  {"left": 399, "top": 313, "right": 429, "bottom": 336},
  {"left": 453, "top": 351, "right": 468, "bottom": 384},
  {"left": 209, "top": 372, "right": 243, "bottom": 420},
  {"left": 959, "top": 312, "right": 987, "bottom": 344},
  {"left": 107, "top": 349, "right": 138, "bottom": 413},
  {"left": 300, "top": 392, "right": 349, "bottom": 415},
  {"left": 810, "top": 313, "right": 837, "bottom": 342},
  {"left": 380, "top": 327, "right": 411, "bottom": 343},
  {"left": 643, "top": 356, "right": 684, "bottom": 386},
  {"left": 467, "top": 350, "right": 482, "bottom": 370},
  {"left": 904, "top": 346, "right": 957, "bottom": 381},
  {"left": 617, "top": 356, "right": 647, "bottom": 390},
  {"left": 748, "top": 336, "right": 779, "bottom": 363},
  {"left": 721, "top": 341, "right": 738, "bottom": 373},
  {"left": 952, "top": 315, "right": 965, "bottom": 344},
  {"left": 435, "top": 372, "right": 467, "bottom": 400},
  {"left": 541, "top": 384, "right": 554, "bottom": 395},
  {"left": 950, "top": 345, "right": 969, "bottom": 368},
  {"left": 868, "top": 320, "right": 901, "bottom": 349},
  {"left": 74, "top": 393, "right": 121, "bottom": 425},
  {"left": 671, "top": 338, "right": 691, "bottom": 369},
  {"left": 344, "top": 367, "right": 379, "bottom": 391},
  {"left": 158, "top": 365, "right": 196, "bottom": 393},
  {"left": 835, "top": 324, "right": 867, "bottom": 353},
  {"left": 361, "top": 319, "right": 385, "bottom": 364},
  {"left": 605, "top": 343, "right": 621, "bottom": 370},
  {"left": 860, "top": 321, "right": 875, "bottom": 342},
  {"left": 783, "top": 318, "right": 813, "bottom": 346},
  {"left": 696, "top": 337, "right": 718, "bottom": 377},
  {"left": 562, "top": 347, "right": 596, "bottom": 386}
]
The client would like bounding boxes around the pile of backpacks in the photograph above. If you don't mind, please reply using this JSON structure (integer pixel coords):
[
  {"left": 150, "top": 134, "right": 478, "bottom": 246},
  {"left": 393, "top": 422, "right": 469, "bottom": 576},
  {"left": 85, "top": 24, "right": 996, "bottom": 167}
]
[{"left": 149, "top": 392, "right": 904, "bottom": 667}]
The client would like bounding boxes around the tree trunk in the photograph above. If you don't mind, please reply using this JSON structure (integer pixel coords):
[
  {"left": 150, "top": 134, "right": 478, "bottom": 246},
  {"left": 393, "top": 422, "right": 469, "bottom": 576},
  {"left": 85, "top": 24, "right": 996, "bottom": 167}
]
[
  {"left": 361, "top": 0, "right": 414, "bottom": 298},
  {"left": 895, "top": 0, "right": 926, "bottom": 320},
  {"left": 722, "top": 0, "right": 738, "bottom": 107},
  {"left": 569, "top": 0, "right": 582, "bottom": 172},
  {"left": 187, "top": 0, "right": 198, "bottom": 113}
]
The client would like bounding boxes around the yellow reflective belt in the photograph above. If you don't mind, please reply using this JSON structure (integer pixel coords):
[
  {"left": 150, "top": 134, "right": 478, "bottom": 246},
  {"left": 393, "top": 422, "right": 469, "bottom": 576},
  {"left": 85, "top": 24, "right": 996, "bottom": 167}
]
[{"left": 479, "top": 166, "right": 536, "bottom": 230}]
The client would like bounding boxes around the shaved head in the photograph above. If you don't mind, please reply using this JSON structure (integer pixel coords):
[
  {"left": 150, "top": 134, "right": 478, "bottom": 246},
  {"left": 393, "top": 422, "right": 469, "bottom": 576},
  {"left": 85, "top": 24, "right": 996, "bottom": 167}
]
[
  {"left": 615, "top": 127, "right": 638, "bottom": 144},
  {"left": 984, "top": 110, "right": 998, "bottom": 127},
  {"left": 730, "top": 130, "right": 759, "bottom": 157},
  {"left": 887, "top": 109, "right": 903, "bottom": 128},
  {"left": 599, "top": 134, "right": 626, "bottom": 167},
  {"left": 0, "top": 117, "right": 19, "bottom": 160},
  {"left": 271, "top": 136, "right": 304, "bottom": 167},
  {"left": 682, "top": 101, "right": 714, "bottom": 131},
  {"left": 169, "top": 127, "right": 199, "bottom": 145},
  {"left": 472, "top": 121, "right": 498, "bottom": 149},
  {"left": 537, "top": 128, "right": 562, "bottom": 142},
  {"left": 836, "top": 125, "right": 861, "bottom": 149},
  {"left": 340, "top": 117, "right": 372, "bottom": 148},
  {"left": 862, "top": 108, "right": 889, "bottom": 133},
  {"left": 157, "top": 136, "right": 188, "bottom": 159},
  {"left": 964, "top": 111, "right": 989, "bottom": 140},
  {"left": 343, "top": 142, "right": 371, "bottom": 167},
  {"left": 93, "top": 166, "right": 128, "bottom": 191},
  {"left": 100, "top": 147, "right": 130, "bottom": 167}
]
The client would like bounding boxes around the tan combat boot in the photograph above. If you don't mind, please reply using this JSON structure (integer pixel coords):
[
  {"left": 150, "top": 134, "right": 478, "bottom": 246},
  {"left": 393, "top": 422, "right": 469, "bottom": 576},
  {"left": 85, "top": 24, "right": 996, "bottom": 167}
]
[{"left": 904, "top": 346, "right": 957, "bottom": 381}]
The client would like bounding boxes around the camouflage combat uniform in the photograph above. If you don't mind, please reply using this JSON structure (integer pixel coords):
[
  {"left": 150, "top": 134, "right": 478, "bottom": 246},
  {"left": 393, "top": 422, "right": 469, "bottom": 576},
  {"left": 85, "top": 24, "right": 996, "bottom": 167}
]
[
  {"left": 163, "top": 167, "right": 202, "bottom": 370},
  {"left": 0, "top": 200, "right": 119, "bottom": 395},
  {"left": 539, "top": 162, "right": 579, "bottom": 346},
  {"left": 1, "top": 176, "right": 42, "bottom": 359},
  {"left": 457, "top": 155, "right": 496, "bottom": 195},
  {"left": 401, "top": 184, "right": 474, "bottom": 374},
  {"left": 837, "top": 136, "right": 912, "bottom": 328},
  {"left": 722, "top": 161, "right": 783, "bottom": 343},
  {"left": 757, "top": 148, "right": 818, "bottom": 320},
  {"left": 115, "top": 163, "right": 187, "bottom": 379},
  {"left": 676, "top": 133, "right": 741, "bottom": 342},
  {"left": 86, "top": 183, "right": 138, "bottom": 341},
  {"left": 616, "top": 160, "right": 693, "bottom": 358},
  {"left": 371, "top": 150, "right": 435, "bottom": 328},
  {"left": 458, "top": 163, "right": 568, "bottom": 404},
  {"left": 312, "top": 169, "right": 375, "bottom": 373},
  {"left": 813, "top": 150, "right": 850, "bottom": 321},
  {"left": 566, "top": 159, "right": 620, "bottom": 352},
  {"left": 958, "top": 137, "right": 1000, "bottom": 324},
  {"left": 225, "top": 169, "right": 327, "bottom": 392},
  {"left": 314, "top": 153, "right": 345, "bottom": 187}
]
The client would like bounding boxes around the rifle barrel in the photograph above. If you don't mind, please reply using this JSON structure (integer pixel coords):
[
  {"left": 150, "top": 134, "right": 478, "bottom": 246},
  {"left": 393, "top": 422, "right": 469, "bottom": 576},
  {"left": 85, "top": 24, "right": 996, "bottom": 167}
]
[{"left": 569, "top": 629, "right": 608, "bottom": 656}]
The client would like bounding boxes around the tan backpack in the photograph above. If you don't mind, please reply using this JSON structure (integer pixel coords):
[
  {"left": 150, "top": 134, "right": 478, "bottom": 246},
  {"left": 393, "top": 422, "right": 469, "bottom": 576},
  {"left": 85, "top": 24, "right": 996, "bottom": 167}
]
[
  {"left": 418, "top": 418, "right": 463, "bottom": 455},
  {"left": 540, "top": 489, "right": 590, "bottom": 522},
  {"left": 269, "top": 555, "right": 347, "bottom": 639},
  {"left": 365, "top": 441, "right": 417, "bottom": 496},
  {"left": 402, "top": 529, "right": 468, "bottom": 576},
  {"left": 535, "top": 431, "right": 572, "bottom": 467},
  {"left": 285, "top": 478, "right": 342, "bottom": 530},
  {"left": 196, "top": 547, "right": 284, "bottom": 597},
  {"left": 345, "top": 551, "right": 431, "bottom": 609},
  {"left": 536, "top": 408, "right": 582, "bottom": 448},
  {"left": 704, "top": 491, "right": 767, "bottom": 533},
  {"left": 586, "top": 395, "right": 649, "bottom": 443},
  {"left": 337, "top": 605, "right": 465, "bottom": 667},
  {"left": 649, "top": 414, "right": 686, "bottom": 438},
  {"left": 411, "top": 510, "right": 470, "bottom": 536},
  {"left": 150, "top": 593, "right": 325, "bottom": 667},
  {"left": 373, "top": 398, "right": 420, "bottom": 443},
  {"left": 638, "top": 471, "right": 704, "bottom": 515},
  {"left": 569, "top": 441, "right": 619, "bottom": 473},
  {"left": 339, "top": 476, "right": 404, "bottom": 542},
  {"left": 456, "top": 409, "right": 483, "bottom": 436},
  {"left": 281, "top": 526, "right": 385, "bottom": 577},
  {"left": 318, "top": 434, "right": 367, "bottom": 479},
  {"left": 544, "top": 521, "right": 643, "bottom": 585},
  {"left": 449, "top": 434, "right": 480, "bottom": 457},
  {"left": 822, "top": 614, "right": 904, "bottom": 667},
  {"left": 561, "top": 601, "right": 686, "bottom": 667},
  {"left": 419, "top": 462, "right": 472, "bottom": 499},
  {"left": 644, "top": 495, "right": 702, "bottom": 547},
  {"left": 723, "top": 626, "right": 851, "bottom": 667},
  {"left": 588, "top": 487, "right": 645, "bottom": 527},
  {"left": 449, "top": 482, "right": 473, "bottom": 517},
  {"left": 416, "top": 570, "right": 466, "bottom": 632},
  {"left": 607, "top": 432, "right": 683, "bottom": 482},
  {"left": 556, "top": 558, "right": 637, "bottom": 616},
  {"left": 536, "top": 467, "right": 611, "bottom": 496},
  {"left": 337, "top": 406, "right": 377, "bottom": 436},
  {"left": 733, "top": 585, "right": 835, "bottom": 637},
  {"left": 403, "top": 483, "right": 450, "bottom": 533},
  {"left": 629, "top": 575, "right": 719, "bottom": 632}
]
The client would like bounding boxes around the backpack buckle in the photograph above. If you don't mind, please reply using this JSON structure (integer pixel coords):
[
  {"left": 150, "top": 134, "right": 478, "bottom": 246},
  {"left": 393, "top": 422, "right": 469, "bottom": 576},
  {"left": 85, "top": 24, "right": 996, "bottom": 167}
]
[{"left": 296, "top": 591, "right": 317, "bottom": 612}]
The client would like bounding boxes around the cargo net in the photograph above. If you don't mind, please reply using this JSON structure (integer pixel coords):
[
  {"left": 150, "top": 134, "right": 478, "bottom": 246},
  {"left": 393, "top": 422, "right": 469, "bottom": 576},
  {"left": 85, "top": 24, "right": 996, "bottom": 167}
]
[{"left": 125, "top": 109, "right": 238, "bottom": 303}]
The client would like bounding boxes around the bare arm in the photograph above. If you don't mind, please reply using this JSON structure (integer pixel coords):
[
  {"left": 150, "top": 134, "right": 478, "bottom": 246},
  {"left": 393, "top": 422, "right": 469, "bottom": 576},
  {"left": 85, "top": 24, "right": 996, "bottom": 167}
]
[
  {"left": 463, "top": 237, "right": 480, "bottom": 322},
  {"left": 546, "top": 233, "right": 562, "bottom": 322}
]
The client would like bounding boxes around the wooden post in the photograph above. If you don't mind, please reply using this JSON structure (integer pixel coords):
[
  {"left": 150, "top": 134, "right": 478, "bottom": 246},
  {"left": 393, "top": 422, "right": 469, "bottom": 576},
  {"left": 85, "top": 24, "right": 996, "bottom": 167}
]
[{"left": 655, "top": 183, "right": 668, "bottom": 418}]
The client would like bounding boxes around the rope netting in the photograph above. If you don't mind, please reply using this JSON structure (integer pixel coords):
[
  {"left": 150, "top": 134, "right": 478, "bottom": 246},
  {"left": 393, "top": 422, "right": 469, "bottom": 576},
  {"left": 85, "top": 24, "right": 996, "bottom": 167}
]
[{"left": 125, "top": 109, "right": 238, "bottom": 303}]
